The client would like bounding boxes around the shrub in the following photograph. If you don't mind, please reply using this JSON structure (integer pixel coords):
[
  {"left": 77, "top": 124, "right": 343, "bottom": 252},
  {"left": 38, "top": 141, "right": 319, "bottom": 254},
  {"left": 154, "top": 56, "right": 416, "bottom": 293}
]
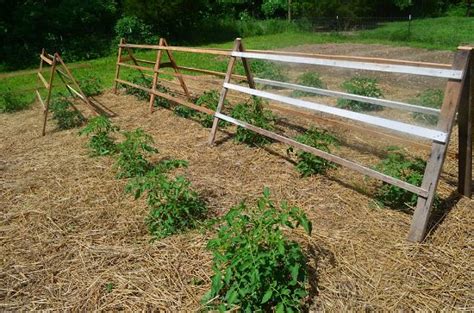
[
  {"left": 230, "top": 98, "right": 276, "bottom": 146},
  {"left": 337, "top": 76, "right": 383, "bottom": 111},
  {"left": 49, "top": 97, "right": 85, "bottom": 130},
  {"left": 126, "top": 166, "right": 207, "bottom": 239},
  {"left": 250, "top": 60, "right": 287, "bottom": 82},
  {"left": 292, "top": 72, "right": 325, "bottom": 97},
  {"left": 114, "top": 16, "right": 154, "bottom": 44},
  {"left": 412, "top": 89, "right": 443, "bottom": 125},
  {"left": 0, "top": 89, "right": 31, "bottom": 113},
  {"left": 115, "top": 128, "right": 158, "bottom": 178},
  {"left": 79, "top": 116, "right": 119, "bottom": 156},
  {"left": 195, "top": 90, "right": 228, "bottom": 128},
  {"left": 292, "top": 128, "right": 339, "bottom": 177},
  {"left": 203, "top": 188, "right": 312, "bottom": 312},
  {"left": 375, "top": 147, "right": 434, "bottom": 209},
  {"left": 79, "top": 74, "right": 103, "bottom": 97}
]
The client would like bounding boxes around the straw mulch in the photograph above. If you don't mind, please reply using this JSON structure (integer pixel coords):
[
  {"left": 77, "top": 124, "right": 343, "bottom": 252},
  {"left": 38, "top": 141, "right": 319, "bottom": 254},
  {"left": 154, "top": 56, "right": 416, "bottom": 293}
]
[{"left": 1, "top": 85, "right": 473, "bottom": 311}]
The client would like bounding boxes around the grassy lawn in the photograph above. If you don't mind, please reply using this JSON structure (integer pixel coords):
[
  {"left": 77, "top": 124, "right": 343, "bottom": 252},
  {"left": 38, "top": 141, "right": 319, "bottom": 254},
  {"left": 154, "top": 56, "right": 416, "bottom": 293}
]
[{"left": 1, "top": 16, "right": 472, "bottom": 112}]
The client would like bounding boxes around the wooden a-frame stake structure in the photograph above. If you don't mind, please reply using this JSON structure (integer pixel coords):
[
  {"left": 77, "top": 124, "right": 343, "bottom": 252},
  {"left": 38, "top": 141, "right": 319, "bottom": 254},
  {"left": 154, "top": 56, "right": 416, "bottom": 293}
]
[
  {"left": 36, "top": 49, "right": 98, "bottom": 136},
  {"left": 208, "top": 42, "right": 472, "bottom": 242},
  {"left": 113, "top": 38, "right": 472, "bottom": 242}
]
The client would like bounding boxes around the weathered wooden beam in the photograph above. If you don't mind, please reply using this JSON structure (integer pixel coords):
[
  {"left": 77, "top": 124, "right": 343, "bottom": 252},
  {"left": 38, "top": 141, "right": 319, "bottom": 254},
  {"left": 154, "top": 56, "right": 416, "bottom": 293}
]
[
  {"left": 215, "top": 112, "right": 428, "bottom": 197},
  {"left": 224, "top": 83, "right": 448, "bottom": 143},
  {"left": 232, "top": 52, "right": 463, "bottom": 79}
]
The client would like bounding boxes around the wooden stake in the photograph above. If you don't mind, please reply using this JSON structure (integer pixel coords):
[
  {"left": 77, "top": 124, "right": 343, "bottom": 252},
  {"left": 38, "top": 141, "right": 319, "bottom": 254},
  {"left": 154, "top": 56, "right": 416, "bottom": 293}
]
[
  {"left": 42, "top": 56, "right": 57, "bottom": 136},
  {"left": 458, "top": 49, "right": 473, "bottom": 197},
  {"left": 149, "top": 38, "right": 165, "bottom": 113},
  {"left": 113, "top": 38, "right": 124, "bottom": 94},
  {"left": 55, "top": 53, "right": 97, "bottom": 115},
  {"left": 162, "top": 39, "right": 191, "bottom": 99},
  {"left": 408, "top": 49, "right": 471, "bottom": 242},
  {"left": 208, "top": 39, "right": 241, "bottom": 145}
]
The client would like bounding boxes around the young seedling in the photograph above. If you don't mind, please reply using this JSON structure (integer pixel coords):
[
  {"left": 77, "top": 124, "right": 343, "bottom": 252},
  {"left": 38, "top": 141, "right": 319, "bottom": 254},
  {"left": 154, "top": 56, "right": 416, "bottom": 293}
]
[
  {"left": 79, "top": 116, "right": 119, "bottom": 156},
  {"left": 412, "top": 89, "right": 443, "bottom": 125},
  {"left": 115, "top": 128, "right": 158, "bottom": 178},
  {"left": 291, "top": 128, "right": 339, "bottom": 177},
  {"left": 230, "top": 97, "right": 276, "bottom": 146},
  {"left": 49, "top": 96, "right": 85, "bottom": 130},
  {"left": 292, "top": 72, "right": 325, "bottom": 97},
  {"left": 337, "top": 76, "right": 383, "bottom": 111},
  {"left": 203, "top": 188, "right": 311, "bottom": 312}
]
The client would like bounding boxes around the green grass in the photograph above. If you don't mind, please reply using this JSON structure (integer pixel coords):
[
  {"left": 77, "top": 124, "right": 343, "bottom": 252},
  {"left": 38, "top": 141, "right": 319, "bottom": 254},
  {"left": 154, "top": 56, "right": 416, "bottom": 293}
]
[{"left": 1, "top": 16, "right": 472, "bottom": 111}]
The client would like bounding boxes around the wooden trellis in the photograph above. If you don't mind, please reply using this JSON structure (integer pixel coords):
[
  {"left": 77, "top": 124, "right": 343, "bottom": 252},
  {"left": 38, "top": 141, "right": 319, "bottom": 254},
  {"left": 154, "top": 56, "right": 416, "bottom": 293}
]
[
  {"left": 113, "top": 38, "right": 472, "bottom": 242},
  {"left": 36, "top": 49, "right": 97, "bottom": 136}
]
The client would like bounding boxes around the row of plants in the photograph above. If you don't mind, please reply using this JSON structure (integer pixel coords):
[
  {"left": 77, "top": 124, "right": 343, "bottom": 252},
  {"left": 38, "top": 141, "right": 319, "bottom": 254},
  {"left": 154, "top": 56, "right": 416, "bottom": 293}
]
[{"left": 78, "top": 115, "right": 314, "bottom": 311}]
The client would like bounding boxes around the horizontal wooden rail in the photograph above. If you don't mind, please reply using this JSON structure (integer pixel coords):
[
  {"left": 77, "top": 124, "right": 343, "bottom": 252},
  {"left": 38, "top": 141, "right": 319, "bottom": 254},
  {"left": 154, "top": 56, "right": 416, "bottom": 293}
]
[
  {"left": 215, "top": 112, "right": 429, "bottom": 197},
  {"left": 232, "top": 52, "right": 463, "bottom": 79},
  {"left": 40, "top": 54, "right": 53, "bottom": 65},
  {"left": 254, "top": 78, "right": 440, "bottom": 116},
  {"left": 119, "top": 42, "right": 454, "bottom": 70},
  {"left": 119, "top": 43, "right": 230, "bottom": 56},
  {"left": 135, "top": 58, "right": 156, "bottom": 65},
  {"left": 224, "top": 83, "right": 448, "bottom": 143},
  {"left": 118, "top": 62, "right": 155, "bottom": 73},
  {"left": 115, "top": 78, "right": 213, "bottom": 115},
  {"left": 37, "top": 72, "right": 49, "bottom": 89},
  {"left": 246, "top": 49, "right": 453, "bottom": 69}
]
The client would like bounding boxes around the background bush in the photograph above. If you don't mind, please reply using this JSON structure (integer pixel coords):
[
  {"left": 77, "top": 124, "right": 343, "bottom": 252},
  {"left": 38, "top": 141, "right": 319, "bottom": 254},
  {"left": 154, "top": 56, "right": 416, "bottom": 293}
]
[{"left": 0, "top": 89, "right": 31, "bottom": 113}]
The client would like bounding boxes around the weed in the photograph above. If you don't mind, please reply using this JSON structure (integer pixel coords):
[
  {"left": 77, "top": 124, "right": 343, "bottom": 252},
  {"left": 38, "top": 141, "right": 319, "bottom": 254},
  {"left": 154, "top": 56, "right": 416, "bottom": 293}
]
[
  {"left": 49, "top": 96, "right": 85, "bottom": 130},
  {"left": 337, "top": 76, "right": 383, "bottom": 112},
  {"left": 375, "top": 147, "right": 436, "bottom": 210},
  {"left": 203, "top": 188, "right": 311, "bottom": 312},
  {"left": 0, "top": 89, "right": 31, "bottom": 113},
  {"left": 105, "top": 282, "right": 114, "bottom": 293},
  {"left": 115, "top": 128, "right": 158, "bottom": 178},
  {"left": 79, "top": 74, "right": 103, "bottom": 97},
  {"left": 412, "top": 89, "right": 443, "bottom": 125},
  {"left": 292, "top": 72, "right": 325, "bottom": 97},
  {"left": 291, "top": 128, "right": 339, "bottom": 177},
  {"left": 230, "top": 97, "right": 276, "bottom": 146},
  {"left": 79, "top": 116, "right": 119, "bottom": 156},
  {"left": 195, "top": 90, "right": 228, "bottom": 128}
]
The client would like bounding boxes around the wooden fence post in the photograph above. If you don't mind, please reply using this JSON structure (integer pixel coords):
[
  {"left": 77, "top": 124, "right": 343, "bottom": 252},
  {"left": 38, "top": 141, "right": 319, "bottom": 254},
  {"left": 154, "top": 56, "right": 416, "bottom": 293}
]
[
  {"left": 113, "top": 38, "right": 124, "bottom": 94},
  {"left": 42, "top": 56, "right": 57, "bottom": 136},
  {"left": 208, "top": 39, "right": 241, "bottom": 145},
  {"left": 458, "top": 47, "right": 473, "bottom": 197},
  {"left": 408, "top": 49, "right": 471, "bottom": 242},
  {"left": 162, "top": 39, "right": 191, "bottom": 100},
  {"left": 149, "top": 38, "right": 165, "bottom": 113}
]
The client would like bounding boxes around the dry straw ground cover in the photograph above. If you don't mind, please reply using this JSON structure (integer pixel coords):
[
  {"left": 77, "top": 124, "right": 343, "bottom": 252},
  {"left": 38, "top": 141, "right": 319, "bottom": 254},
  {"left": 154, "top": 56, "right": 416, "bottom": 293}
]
[{"left": 1, "top": 44, "right": 473, "bottom": 311}]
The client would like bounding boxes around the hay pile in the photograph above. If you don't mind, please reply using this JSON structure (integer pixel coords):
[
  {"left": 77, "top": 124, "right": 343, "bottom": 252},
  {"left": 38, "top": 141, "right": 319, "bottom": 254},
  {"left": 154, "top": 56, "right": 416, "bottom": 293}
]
[{"left": 1, "top": 50, "right": 473, "bottom": 310}]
